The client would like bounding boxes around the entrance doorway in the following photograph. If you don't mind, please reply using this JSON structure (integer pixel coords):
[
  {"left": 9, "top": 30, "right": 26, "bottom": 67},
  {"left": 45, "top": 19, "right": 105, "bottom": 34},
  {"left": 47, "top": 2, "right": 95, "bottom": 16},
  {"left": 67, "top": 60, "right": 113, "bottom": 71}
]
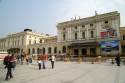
[
  {"left": 82, "top": 48, "right": 87, "bottom": 56},
  {"left": 74, "top": 49, "right": 78, "bottom": 57}
]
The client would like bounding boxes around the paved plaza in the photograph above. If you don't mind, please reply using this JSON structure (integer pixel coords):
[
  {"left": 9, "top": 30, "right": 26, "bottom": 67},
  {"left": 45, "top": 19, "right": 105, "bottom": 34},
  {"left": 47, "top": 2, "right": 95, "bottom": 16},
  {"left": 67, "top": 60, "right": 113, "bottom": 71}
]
[{"left": 0, "top": 60, "right": 125, "bottom": 83}]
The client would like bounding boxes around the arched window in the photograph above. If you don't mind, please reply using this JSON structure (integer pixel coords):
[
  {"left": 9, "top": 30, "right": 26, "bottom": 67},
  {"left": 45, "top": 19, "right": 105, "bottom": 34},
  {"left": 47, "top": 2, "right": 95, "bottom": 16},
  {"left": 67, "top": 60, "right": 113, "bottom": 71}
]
[
  {"left": 63, "top": 33, "right": 65, "bottom": 40},
  {"left": 91, "top": 31, "right": 94, "bottom": 38},
  {"left": 43, "top": 48, "right": 45, "bottom": 54},
  {"left": 32, "top": 48, "right": 35, "bottom": 54},
  {"left": 28, "top": 48, "right": 30, "bottom": 54},
  {"left": 40, "top": 39, "right": 42, "bottom": 43},
  {"left": 62, "top": 46, "right": 66, "bottom": 53},
  {"left": 75, "top": 33, "right": 77, "bottom": 40},
  {"left": 37, "top": 48, "right": 40, "bottom": 54},
  {"left": 29, "top": 40, "right": 31, "bottom": 45},
  {"left": 82, "top": 32, "right": 85, "bottom": 39},
  {"left": 48, "top": 47, "right": 51, "bottom": 54},
  {"left": 54, "top": 47, "right": 57, "bottom": 53}
]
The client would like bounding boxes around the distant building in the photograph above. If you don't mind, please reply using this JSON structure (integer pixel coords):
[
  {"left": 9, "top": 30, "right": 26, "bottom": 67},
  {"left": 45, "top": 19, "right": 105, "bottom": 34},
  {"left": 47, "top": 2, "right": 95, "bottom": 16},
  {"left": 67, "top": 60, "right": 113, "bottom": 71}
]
[{"left": 0, "top": 29, "right": 48, "bottom": 54}]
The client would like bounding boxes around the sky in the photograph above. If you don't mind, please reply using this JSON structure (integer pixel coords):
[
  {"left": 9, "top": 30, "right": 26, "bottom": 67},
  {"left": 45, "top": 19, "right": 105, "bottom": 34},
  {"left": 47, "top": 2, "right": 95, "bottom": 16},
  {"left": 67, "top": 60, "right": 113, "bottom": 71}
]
[{"left": 0, "top": 0, "right": 125, "bottom": 37}]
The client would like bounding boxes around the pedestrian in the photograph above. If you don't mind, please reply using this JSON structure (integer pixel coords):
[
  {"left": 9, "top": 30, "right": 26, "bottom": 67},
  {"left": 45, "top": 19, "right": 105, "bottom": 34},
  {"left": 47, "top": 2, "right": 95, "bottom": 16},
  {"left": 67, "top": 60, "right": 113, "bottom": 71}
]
[
  {"left": 3, "top": 55, "right": 10, "bottom": 66},
  {"left": 37, "top": 58, "right": 42, "bottom": 70},
  {"left": 16, "top": 54, "right": 20, "bottom": 64},
  {"left": 115, "top": 53, "right": 121, "bottom": 66},
  {"left": 25, "top": 55, "right": 29, "bottom": 65},
  {"left": 41, "top": 54, "right": 48, "bottom": 69},
  {"left": 10, "top": 54, "right": 16, "bottom": 70},
  {"left": 21, "top": 54, "right": 24, "bottom": 65},
  {"left": 29, "top": 56, "right": 32, "bottom": 64},
  {"left": 4, "top": 54, "right": 14, "bottom": 80},
  {"left": 51, "top": 55, "right": 55, "bottom": 69}
]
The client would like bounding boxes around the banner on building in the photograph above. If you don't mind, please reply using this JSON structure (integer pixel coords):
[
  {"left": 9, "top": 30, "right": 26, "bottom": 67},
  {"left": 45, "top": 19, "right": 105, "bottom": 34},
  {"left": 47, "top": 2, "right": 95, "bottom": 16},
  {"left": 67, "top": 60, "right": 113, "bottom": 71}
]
[
  {"left": 100, "top": 28, "right": 117, "bottom": 38},
  {"left": 100, "top": 40, "right": 119, "bottom": 48}
]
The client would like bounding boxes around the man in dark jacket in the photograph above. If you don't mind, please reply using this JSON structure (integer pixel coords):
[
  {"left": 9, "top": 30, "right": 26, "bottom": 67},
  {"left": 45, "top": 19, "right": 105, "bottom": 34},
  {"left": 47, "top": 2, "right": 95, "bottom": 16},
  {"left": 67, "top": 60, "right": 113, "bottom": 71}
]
[
  {"left": 4, "top": 54, "right": 14, "bottom": 80},
  {"left": 115, "top": 54, "right": 121, "bottom": 66}
]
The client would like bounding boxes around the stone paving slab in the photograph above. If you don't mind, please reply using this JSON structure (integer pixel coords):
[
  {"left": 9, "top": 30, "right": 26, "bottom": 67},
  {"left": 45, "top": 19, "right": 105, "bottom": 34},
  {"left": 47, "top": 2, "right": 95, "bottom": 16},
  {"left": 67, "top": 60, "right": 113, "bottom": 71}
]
[{"left": 0, "top": 61, "right": 125, "bottom": 83}]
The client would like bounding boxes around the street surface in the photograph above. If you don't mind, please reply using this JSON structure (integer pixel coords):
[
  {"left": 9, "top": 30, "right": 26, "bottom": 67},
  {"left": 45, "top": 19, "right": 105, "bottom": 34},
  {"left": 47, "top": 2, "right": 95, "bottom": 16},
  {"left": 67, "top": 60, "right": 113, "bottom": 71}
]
[{"left": 0, "top": 60, "right": 125, "bottom": 83}]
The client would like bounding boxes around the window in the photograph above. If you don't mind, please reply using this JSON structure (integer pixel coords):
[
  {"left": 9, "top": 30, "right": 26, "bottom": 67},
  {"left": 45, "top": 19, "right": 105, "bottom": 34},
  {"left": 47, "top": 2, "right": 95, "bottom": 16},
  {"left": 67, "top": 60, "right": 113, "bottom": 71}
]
[
  {"left": 75, "top": 33, "right": 77, "bottom": 39},
  {"left": 63, "top": 28, "right": 65, "bottom": 30},
  {"left": 82, "top": 25, "right": 85, "bottom": 28},
  {"left": 75, "top": 26, "right": 77, "bottom": 29},
  {"left": 63, "top": 33, "right": 65, "bottom": 40},
  {"left": 54, "top": 47, "right": 57, "bottom": 53},
  {"left": 29, "top": 40, "right": 31, "bottom": 45},
  {"left": 90, "top": 31, "right": 94, "bottom": 38},
  {"left": 32, "top": 48, "right": 35, "bottom": 54},
  {"left": 90, "top": 24, "right": 93, "bottom": 26},
  {"left": 43, "top": 48, "right": 45, "bottom": 54},
  {"left": 105, "top": 21, "right": 108, "bottom": 24},
  {"left": 37, "top": 48, "right": 40, "bottom": 54},
  {"left": 82, "top": 32, "right": 85, "bottom": 39},
  {"left": 40, "top": 39, "right": 42, "bottom": 43},
  {"left": 62, "top": 46, "right": 66, "bottom": 53},
  {"left": 48, "top": 47, "right": 51, "bottom": 54},
  {"left": 28, "top": 49, "right": 30, "bottom": 54},
  {"left": 123, "top": 35, "right": 125, "bottom": 40}
]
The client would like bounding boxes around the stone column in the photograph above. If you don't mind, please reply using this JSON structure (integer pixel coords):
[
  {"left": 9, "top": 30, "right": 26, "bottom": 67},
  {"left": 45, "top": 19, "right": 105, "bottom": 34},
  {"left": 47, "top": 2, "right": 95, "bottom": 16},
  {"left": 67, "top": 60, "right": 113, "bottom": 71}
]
[{"left": 87, "top": 48, "right": 90, "bottom": 56}]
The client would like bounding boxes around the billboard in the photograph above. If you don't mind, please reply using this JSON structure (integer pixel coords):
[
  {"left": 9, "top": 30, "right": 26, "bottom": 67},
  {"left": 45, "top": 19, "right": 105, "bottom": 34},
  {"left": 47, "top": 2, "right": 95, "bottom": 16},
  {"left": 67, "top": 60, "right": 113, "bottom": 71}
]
[
  {"left": 100, "top": 40, "right": 119, "bottom": 48},
  {"left": 100, "top": 28, "right": 117, "bottom": 38}
]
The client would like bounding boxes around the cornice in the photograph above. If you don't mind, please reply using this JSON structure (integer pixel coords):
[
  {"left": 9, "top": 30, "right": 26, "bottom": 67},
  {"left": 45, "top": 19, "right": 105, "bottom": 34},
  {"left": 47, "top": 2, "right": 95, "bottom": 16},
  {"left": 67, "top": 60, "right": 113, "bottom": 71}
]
[{"left": 57, "top": 11, "right": 119, "bottom": 28}]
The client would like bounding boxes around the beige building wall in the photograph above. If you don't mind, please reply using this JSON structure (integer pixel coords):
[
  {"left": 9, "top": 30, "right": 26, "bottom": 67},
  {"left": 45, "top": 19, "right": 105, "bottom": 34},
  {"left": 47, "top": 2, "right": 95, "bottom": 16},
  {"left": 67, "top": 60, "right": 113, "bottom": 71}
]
[{"left": 57, "top": 11, "right": 120, "bottom": 56}]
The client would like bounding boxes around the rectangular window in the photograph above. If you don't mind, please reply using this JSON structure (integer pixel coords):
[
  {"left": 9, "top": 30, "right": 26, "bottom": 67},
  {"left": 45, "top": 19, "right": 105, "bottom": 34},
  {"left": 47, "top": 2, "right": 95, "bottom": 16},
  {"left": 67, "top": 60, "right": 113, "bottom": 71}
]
[
  {"left": 123, "top": 35, "right": 125, "bottom": 40},
  {"left": 82, "top": 32, "right": 85, "bottom": 39}
]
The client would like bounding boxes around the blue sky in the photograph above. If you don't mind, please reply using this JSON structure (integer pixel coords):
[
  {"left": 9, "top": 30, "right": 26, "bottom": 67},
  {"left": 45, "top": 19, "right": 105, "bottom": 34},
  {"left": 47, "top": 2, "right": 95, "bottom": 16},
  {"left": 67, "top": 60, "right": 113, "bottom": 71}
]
[{"left": 0, "top": 0, "right": 125, "bottom": 37}]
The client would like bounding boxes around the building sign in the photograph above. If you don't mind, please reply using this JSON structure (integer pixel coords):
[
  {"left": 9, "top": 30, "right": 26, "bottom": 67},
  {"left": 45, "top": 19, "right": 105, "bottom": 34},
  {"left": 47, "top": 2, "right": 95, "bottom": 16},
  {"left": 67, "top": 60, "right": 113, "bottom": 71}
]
[
  {"left": 100, "top": 27, "right": 117, "bottom": 38},
  {"left": 100, "top": 40, "right": 119, "bottom": 52}
]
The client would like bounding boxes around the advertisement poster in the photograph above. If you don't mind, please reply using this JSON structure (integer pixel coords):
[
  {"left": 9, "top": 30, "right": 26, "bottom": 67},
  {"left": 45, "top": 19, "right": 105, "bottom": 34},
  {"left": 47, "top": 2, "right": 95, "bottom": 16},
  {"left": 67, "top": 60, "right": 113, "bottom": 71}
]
[
  {"left": 100, "top": 28, "right": 117, "bottom": 38},
  {"left": 100, "top": 40, "right": 119, "bottom": 52}
]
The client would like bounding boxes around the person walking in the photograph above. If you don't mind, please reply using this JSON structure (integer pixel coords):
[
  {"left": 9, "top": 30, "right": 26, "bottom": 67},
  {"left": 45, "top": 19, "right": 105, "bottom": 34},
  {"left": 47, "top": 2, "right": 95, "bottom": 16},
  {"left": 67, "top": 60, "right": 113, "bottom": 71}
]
[
  {"left": 37, "top": 58, "right": 42, "bottom": 70},
  {"left": 21, "top": 54, "right": 24, "bottom": 65},
  {"left": 4, "top": 54, "right": 14, "bottom": 80},
  {"left": 51, "top": 55, "right": 55, "bottom": 69},
  {"left": 41, "top": 54, "right": 48, "bottom": 69},
  {"left": 115, "top": 54, "right": 121, "bottom": 66}
]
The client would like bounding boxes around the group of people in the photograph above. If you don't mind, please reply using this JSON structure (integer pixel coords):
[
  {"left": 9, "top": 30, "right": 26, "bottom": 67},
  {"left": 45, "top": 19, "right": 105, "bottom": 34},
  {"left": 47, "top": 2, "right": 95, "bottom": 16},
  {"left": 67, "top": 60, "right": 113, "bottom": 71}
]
[
  {"left": 16, "top": 54, "right": 33, "bottom": 65},
  {"left": 37, "top": 54, "right": 55, "bottom": 70}
]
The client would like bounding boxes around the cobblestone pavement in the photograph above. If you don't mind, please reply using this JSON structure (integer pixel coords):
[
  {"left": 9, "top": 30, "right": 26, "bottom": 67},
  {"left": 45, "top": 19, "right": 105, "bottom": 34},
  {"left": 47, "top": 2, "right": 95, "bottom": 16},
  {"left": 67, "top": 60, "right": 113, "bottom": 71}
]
[{"left": 0, "top": 61, "right": 125, "bottom": 83}]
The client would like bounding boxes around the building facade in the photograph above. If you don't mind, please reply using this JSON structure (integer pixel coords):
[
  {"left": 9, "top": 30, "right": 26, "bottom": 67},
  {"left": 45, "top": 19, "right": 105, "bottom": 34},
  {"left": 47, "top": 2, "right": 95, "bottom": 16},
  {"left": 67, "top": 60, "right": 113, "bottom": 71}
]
[
  {"left": 0, "top": 29, "right": 48, "bottom": 54},
  {"left": 57, "top": 11, "right": 121, "bottom": 57},
  {"left": 0, "top": 11, "right": 124, "bottom": 57}
]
